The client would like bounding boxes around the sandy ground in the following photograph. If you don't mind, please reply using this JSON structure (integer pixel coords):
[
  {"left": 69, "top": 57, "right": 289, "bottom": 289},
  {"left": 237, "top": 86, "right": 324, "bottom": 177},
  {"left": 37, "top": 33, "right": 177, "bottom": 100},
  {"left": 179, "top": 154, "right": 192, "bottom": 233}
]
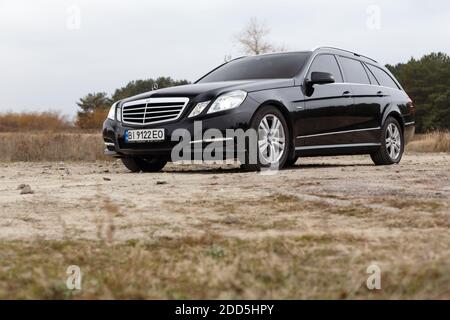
[
  {"left": 0, "top": 153, "right": 449, "bottom": 243},
  {"left": 1, "top": 153, "right": 449, "bottom": 299}
]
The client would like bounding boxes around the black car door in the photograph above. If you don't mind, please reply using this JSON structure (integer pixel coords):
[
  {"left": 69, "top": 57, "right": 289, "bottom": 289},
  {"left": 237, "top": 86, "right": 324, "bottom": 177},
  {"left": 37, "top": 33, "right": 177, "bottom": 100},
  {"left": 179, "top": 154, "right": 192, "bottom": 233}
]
[
  {"left": 335, "top": 56, "right": 382, "bottom": 144},
  {"left": 296, "top": 54, "right": 354, "bottom": 147}
]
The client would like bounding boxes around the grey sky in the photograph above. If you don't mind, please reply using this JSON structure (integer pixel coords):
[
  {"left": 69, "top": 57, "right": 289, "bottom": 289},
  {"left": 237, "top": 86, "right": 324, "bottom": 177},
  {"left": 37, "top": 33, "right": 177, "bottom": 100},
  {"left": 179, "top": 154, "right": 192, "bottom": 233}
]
[{"left": 1, "top": 0, "right": 449, "bottom": 117}]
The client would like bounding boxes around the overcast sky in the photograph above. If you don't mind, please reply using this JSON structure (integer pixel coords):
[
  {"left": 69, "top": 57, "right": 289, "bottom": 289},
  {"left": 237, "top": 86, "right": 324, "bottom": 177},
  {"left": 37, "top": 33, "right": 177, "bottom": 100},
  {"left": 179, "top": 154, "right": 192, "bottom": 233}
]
[{"left": 1, "top": 0, "right": 449, "bottom": 117}]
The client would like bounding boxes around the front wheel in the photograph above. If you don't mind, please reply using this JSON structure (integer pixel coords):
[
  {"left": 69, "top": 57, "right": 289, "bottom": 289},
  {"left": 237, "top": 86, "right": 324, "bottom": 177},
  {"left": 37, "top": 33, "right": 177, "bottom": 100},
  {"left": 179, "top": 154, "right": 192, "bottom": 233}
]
[
  {"left": 241, "top": 106, "right": 290, "bottom": 171},
  {"left": 370, "top": 117, "right": 404, "bottom": 165},
  {"left": 285, "top": 156, "right": 299, "bottom": 167},
  {"left": 121, "top": 157, "right": 167, "bottom": 172}
]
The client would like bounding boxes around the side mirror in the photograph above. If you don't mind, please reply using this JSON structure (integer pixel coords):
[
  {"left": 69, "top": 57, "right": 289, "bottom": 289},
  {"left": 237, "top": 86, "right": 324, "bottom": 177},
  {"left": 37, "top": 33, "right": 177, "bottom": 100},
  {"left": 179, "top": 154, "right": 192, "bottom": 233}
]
[{"left": 307, "top": 72, "right": 335, "bottom": 86}]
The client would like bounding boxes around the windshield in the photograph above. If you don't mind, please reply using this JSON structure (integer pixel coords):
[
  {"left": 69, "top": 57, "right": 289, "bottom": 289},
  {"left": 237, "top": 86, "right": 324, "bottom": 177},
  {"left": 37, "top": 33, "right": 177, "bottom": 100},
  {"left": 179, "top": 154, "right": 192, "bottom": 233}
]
[{"left": 197, "top": 52, "right": 311, "bottom": 83}]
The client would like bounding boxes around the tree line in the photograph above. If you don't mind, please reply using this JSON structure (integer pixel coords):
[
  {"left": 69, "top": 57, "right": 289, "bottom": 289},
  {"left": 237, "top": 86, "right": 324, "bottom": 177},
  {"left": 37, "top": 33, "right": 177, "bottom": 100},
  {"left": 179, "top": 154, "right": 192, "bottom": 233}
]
[{"left": 386, "top": 52, "right": 450, "bottom": 133}]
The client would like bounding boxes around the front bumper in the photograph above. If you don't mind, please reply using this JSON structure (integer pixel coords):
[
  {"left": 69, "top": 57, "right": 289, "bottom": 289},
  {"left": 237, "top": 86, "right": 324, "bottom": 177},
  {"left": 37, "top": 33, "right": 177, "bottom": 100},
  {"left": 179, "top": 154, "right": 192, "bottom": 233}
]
[{"left": 102, "top": 99, "right": 258, "bottom": 159}]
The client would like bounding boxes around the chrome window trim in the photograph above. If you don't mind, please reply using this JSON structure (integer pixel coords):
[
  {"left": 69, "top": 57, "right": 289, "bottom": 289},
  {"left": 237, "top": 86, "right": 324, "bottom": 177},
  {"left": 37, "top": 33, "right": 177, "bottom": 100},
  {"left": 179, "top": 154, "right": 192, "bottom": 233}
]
[
  {"left": 121, "top": 97, "right": 189, "bottom": 126},
  {"left": 304, "top": 51, "right": 399, "bottom": 90},
  {"left": 296, "top": 127, "right": 381, "bottom": 139},
  {"left": 311, "top": 46, "right": 378, "bottom": 63}
]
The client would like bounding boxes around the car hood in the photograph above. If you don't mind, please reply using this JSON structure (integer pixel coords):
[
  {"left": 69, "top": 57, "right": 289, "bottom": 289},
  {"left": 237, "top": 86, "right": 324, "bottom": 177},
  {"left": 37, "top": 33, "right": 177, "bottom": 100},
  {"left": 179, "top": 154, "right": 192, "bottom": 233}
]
[{"left": 120, "top": 78, "right": 294, "bottom": 104}]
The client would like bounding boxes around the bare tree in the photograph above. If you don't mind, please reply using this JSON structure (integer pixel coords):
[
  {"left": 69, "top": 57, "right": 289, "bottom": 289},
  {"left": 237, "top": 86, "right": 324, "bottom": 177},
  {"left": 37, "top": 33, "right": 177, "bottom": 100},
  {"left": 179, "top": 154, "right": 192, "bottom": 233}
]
[
  {"left": 223, "top": 54, "right": 233, "bottom": 62},
  {"left": 236, "top": 17, "right": 285, "bottom": 55}
]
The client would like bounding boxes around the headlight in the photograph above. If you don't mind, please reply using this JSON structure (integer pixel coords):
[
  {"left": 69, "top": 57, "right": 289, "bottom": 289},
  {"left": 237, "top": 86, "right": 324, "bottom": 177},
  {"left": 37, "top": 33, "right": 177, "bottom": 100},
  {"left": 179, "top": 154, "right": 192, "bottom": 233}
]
[
  {"left": 207, "top": 90, "right": 247, "bottom": 114},
  {"left": 188, "top": 101, "right": 210, "bottom": 118},
  {"left": 116, "top": 103, "right": 122, "bottom": 122},
  {"left": 107, "top": 102, "right": 118, "bottom": 120}
]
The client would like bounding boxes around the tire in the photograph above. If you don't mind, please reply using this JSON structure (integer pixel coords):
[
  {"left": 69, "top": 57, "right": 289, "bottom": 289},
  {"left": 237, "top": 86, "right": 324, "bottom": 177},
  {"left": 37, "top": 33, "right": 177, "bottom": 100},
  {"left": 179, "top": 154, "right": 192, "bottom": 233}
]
[
  {"left": 241, "top": 105, "right": 290, "bottom": 171},
  {"left": 121, "top": 157, "right": 167, "bottom": 172},
  {"left": 285, "top": 156, "right": 299, "bottom": 167},
  {"left": 370, "top": 117, "right": 404, "bottom": 165}
]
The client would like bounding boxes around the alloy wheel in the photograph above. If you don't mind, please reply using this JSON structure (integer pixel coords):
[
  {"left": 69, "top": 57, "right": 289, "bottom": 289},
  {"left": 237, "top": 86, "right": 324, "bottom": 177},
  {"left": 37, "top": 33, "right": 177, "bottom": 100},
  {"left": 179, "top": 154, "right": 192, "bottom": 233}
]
[
  {"left": 386, "top": 123, "right": 401, "bottom": 160},
  {"left": 257, "top": 114, "right": 286, "bottom": 164}
]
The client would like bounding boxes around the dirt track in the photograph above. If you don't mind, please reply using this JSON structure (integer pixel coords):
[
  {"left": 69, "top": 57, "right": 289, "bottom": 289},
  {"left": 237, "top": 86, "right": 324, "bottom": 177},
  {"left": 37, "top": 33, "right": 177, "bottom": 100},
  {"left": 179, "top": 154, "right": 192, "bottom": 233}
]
[{"left": 1, "top": 153, "right": 449, "bottom": 242}]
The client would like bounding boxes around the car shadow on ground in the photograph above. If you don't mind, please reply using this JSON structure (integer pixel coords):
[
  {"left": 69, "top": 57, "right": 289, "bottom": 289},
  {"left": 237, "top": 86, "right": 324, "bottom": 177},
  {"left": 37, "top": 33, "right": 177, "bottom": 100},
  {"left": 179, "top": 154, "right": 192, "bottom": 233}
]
[{"left": 161, "top": 162, "right": 374, "bottom": 175}]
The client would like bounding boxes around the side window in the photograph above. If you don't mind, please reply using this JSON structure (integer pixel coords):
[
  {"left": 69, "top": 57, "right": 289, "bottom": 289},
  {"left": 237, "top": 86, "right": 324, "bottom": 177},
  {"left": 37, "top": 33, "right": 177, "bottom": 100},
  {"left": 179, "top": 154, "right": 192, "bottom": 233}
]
[
  {"left": 367, "top": 64, "right": 400, "bottom": 89},
  {"left": 337, "top": 56, "right": 370, "bottom": 84},
  {"left": 308, "top": 54, "right": 343, "bottom": 83},
  {"left": 363, "top": 63, "right": 379, "bottom": 85}
]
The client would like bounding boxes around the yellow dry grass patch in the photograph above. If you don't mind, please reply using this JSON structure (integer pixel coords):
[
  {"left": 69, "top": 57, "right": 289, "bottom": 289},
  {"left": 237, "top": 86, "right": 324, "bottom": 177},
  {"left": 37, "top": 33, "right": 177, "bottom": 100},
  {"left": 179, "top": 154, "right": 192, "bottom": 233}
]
[
  {"left": 407, "top": 131, "right": 450, "bottom": 153},
  {"left": 0, "top": 132, "right": 107, "bottom": 161}
]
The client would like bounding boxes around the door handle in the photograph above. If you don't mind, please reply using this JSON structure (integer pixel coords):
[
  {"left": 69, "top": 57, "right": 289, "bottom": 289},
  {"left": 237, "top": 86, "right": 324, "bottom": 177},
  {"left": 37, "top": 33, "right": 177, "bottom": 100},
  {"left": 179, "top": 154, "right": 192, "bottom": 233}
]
[
  {"left": 377, "top": 90, "right": 383, "bottom": 96},
  {"left": 342, "top": 91, "right": 351, "bottom": 96}
]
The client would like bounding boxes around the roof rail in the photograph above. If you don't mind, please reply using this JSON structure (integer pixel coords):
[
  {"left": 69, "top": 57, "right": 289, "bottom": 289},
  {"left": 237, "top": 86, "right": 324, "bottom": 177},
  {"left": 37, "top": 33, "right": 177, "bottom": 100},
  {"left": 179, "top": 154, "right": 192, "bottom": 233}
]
[{"left": 312, "top": 46, "right": 378, "bottom": 63}]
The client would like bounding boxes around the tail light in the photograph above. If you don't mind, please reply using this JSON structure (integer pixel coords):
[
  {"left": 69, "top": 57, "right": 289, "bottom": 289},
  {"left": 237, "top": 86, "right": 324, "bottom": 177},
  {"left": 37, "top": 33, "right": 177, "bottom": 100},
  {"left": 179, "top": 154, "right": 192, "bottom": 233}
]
[{"left": 407, "top": 96, "right": 415, "bottom": 115}]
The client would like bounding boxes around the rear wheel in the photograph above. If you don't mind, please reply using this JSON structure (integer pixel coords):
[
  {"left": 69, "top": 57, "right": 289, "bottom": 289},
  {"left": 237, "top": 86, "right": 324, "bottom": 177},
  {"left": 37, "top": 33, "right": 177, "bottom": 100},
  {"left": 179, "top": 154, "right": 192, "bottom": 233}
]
[
  {"left": 121, "top": 157, "right": 167, "bottom": 172},
  {"left": 241, "top": 106, "right": 290, "bottom": 171},
  {"left": 370, "top": 117, "right": 404, "bottom": 165}
]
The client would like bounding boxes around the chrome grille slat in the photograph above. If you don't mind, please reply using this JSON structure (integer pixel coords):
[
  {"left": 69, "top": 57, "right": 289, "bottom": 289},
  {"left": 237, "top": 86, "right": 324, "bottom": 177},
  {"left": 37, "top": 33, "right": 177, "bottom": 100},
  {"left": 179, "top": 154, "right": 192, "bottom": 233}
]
[
  {"left": 121, "top": 97, "right": 189, "bottom": 125},
  {"left": 145, "top": 105, "right": 183, "bottom": 109},
  {"left": 145, "top": 110, "right": 181, "bottom": 115},
  {"left": 123, "top": 112, "right": 147, "bottom": 115},
  {"left": 123, "top": 106, "right": 146, "bottom": 111},
  {"left": 146, "top": 103, "right": 185, "bottom": 107},
  {"left": 122, "top": 112, "right": 179, "bottom": 119},
  {"left": 123, "top": 109, "right": 181, "bottom": 116},
  {"left": 144, "top": 114, "right": 176, "bottom": 120}
]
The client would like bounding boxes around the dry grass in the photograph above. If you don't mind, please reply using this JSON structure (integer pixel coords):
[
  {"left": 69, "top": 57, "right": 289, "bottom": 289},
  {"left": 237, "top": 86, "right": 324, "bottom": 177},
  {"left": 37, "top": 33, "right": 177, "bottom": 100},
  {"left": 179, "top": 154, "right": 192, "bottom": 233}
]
[
  {"left": 0, "top": 132, "right": 107, "bottom": 161},
  {"left": 0, "top": 111, "right": 108, "bottom": 161},
  {"left": 407, "top": 131, "right": 450, "bottom": 153},
  {"left": 0, "top": 112, "right": 73, "bottom": 132},
  {"left": 0, "top": 234, "right": 448, "bottom": 299}
]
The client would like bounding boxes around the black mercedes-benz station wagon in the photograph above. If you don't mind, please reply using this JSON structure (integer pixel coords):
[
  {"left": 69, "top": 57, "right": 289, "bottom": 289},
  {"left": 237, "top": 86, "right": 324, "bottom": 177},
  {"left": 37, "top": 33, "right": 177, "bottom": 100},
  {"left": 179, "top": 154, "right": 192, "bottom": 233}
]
[{"left": 103, "top": 47, "right": 415, "bottom": 172}]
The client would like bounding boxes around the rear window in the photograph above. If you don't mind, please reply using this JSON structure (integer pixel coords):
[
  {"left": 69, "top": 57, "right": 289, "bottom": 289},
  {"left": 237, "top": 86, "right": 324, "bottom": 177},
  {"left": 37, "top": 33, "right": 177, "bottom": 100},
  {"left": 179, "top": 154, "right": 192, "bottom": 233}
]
[
  {"left": 363, "top": 63, "right": 379, "bottom": 85},
  {"left": 197, "top": 52, "right": 311, "bottom": 83},
  {"left": 337, "top": 56, "right": 370, "bottom": 84},
  {"left": 366, "top": 64, "right": 400, "bottom": 89}
]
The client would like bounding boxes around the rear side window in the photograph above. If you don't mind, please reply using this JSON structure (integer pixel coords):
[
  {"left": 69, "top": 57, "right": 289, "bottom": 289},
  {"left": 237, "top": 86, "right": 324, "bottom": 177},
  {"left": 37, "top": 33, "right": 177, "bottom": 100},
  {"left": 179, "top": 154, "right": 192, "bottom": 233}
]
[
  {"left": 308, "top": 54, "right": 343, "bottom": 82},
  {"left": 337, "top": 56, "right": 370, "bottom": 84},
  {"left": 363, "top": 63, "right": 379, "bottom": 85},
  {"left": 366, "top": 64, "right": 400, "bottom": 89}
]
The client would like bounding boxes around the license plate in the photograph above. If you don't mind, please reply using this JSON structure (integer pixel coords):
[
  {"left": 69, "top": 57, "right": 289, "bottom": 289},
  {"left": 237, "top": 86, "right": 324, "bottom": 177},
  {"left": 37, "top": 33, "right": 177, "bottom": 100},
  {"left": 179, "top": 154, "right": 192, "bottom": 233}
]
[{"left": 125, "top": 129, "right": 165, "bottom": 143}]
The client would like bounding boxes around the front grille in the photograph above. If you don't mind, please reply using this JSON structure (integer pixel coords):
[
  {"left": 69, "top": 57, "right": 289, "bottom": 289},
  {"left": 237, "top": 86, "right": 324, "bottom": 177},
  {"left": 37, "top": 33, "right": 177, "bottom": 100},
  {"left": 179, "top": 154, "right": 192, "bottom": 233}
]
[{"left": 121, "top": 97, "right": 189, "bottom": 125}]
